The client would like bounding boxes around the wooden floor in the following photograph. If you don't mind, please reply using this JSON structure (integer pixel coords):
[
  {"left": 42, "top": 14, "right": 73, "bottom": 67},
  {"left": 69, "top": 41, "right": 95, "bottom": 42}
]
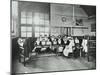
[{"left": 12, "top": 54, "right": 96, "bottom": 74}]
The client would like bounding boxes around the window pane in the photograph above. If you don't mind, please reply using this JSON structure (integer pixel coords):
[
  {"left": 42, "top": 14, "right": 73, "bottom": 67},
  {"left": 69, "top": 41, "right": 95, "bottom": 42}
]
[
  {"left": 27, "top": 32, "right": 32, "bottom": 37},
  {"left": 21, "top": 26, "right": 26, "bottom": 31},
  {"left": 40, "top": 19, "right": 44, "bottom": 25},
  {"left": 21, "top": 32, "right": 26, "bottom": 37},
  {"left": 35, "top": 26, "right": 39, "bottom": 32},
  {"left": 21, "top": 18, "right": 26, "bottom": 24},
  {"left": 27, "top": 27, "right": 32, "bottom": 31},
  {"left": 45, "top": 27, "right": 49, "bottom": 32},
  {"left": 35, "top": 32, "right": 39, "bottom": 37},
  {"left": 27, "top": 18, "right": 32, "bottom": 24},
  {"left": 34, "top": 19, "right": 39, "bottom": 25},
  {"left": 40, "top": 27, "right": 45, "bottom": 32},
  {"left": 21, "top": 11, "right": 26, "bottom": 18},
  {"left": 34, "top": 13, "right": 40, "bottom": 25}
]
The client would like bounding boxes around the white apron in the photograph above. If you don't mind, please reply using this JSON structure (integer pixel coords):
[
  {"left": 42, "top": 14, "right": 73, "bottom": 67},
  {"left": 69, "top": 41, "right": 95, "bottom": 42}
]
[{"left": 82, "top": 39, "right": 88, "bottom": 52}]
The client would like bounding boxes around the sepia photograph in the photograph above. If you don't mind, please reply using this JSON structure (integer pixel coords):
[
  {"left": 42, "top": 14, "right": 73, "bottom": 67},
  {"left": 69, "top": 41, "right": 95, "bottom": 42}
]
[{"left": 11, "top": 0, "right": 96, "bottom": 74}]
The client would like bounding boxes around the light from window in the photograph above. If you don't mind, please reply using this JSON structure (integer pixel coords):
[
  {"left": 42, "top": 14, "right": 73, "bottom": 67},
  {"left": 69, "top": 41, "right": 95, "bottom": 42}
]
[
  {"left": 27, "top": 32, "right": 32, "bottom": 37},
  {"left": 21, "top": 18, "right": 26, "bottom": 24},
  {"left": 21, "top": 26, "right": 26, "bottom": 31},
  {"left": 39, "top": 27, "right": 45, "bottom": 32},
  {"left": 33, "top": 13, "right": 40, "bottom": 25},
  {"left": 21, "top": 32, "right": 27, "bottom": 37},
  {"left": 45, "top": 27, "right": 49, "bottom": 32},
  {"left": 35, "top": 26, "right": 40, "bottom": 32},
  {"left": 35, "top": 32, "right": 39, "bottom": 37},
  {"left": 39, "top": 19, "right": 44, "bottom": 25},
  {"left": 27, "top": 27, "right": 32, "bottom": 31},
  {"left": 27, "top": 18, "right": 32, "bottom": 24}
]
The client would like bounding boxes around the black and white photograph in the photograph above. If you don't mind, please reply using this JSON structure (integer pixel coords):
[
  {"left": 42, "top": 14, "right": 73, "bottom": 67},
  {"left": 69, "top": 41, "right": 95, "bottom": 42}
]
[{"left": 11, "top": 0, "right": 96, "bottom": 74}]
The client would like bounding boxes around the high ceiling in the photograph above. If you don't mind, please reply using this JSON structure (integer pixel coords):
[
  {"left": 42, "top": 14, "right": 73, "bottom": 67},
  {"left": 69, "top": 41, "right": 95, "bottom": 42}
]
[
  {"left": 12, "top": 0, "right": 96, "bottom": 17},
  {"left": 80, "top": 5, "right": 96, "bottom": 17}
]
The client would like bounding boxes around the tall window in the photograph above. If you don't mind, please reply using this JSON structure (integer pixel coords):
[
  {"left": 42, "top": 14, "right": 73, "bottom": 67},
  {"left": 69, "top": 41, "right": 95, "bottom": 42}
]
[
  {"left": 20, "top": 11, "right": 50, "bottom": 38},
  {"left": 34, "top": 13, "right": 49, "bottom": 37},
  {"left": 21, "top": 11, "right": 32, "bottom": 37}
]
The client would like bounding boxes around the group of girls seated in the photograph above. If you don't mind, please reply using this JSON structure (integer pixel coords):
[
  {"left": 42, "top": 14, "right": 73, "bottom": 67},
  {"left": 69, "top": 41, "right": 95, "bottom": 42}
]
[
  {"left": 17, "top": 34, "right": 88, "bottom": 63},
  {"left": 32, "top": 34, "right": 88, "bottom": 58}
]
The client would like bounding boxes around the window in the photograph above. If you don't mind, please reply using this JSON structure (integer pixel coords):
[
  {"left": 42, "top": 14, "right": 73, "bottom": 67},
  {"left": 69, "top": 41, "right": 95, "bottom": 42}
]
[
  {"left": 21, "top": 26, "right": 26, "bottom": 31},
  {"left": 33, "top": 13, "right": 40, "bottom": 25},
  {"left": 21, "top": 11, "right": 32, "bottom": 24},
  {"left": 27, "top": 12, "right": 32, "bottom": 24},
  {"left": 34, "top": 13, "right": 50, "bottom": 37},
  {"left": 39, "top": 19, "right": 44, "bottom": 25},
  {"left": 21, "top": 18, "right": 26, "bottom": 24},
  {"left": 21, "top": 11, "right": 33, "bottom": 37},
  {"left": 45, "top": 27, "right": 49, "bottom": 32},
  {"left": 35, "top": 26, "right": 40, "bottom": 32},
  {"left": 21, "top": 12, "right": 26, "bottom": 18},
  {"left": 40, "top": 27, "right": 45, "bottom": 32},
  {"left": 20, "top": 12, "right": 50, "bottom": 38},
  {"left": 27, "top": 18, "right": 32, "bottom": 24},
  {"left": 35, "top": 32, "right": 40, "bottom": 37},
  {"left": 21, "top": 32, "right": 27, "bottom": 37},
  {"left": 27, "top": 32, "right": 32, "bottom": 37},
  {"left": 21, "top": 26, "right": 32, "bottom": 37},
  {"left": 21, "top": 12, "right": 26, "bottom": 24},
  {"left": 35, "top": 26, "right": 49, "bottom": 37}
]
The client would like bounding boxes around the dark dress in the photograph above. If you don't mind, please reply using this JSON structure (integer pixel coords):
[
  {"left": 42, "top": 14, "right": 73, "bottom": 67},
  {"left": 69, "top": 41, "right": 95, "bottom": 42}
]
[{"left": 74, "top": 40, "right": 80, "bottom": 58}]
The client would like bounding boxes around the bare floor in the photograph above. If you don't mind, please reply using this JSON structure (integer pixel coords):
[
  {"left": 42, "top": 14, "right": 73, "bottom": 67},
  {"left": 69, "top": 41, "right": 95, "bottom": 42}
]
[{"left": 12, "top": 54, "right": 96, "bottom": 74}]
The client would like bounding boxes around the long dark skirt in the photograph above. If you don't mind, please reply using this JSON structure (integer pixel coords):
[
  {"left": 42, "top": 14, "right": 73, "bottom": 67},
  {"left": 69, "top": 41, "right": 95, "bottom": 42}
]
[{"left": 74, "top": 43, "right": 80, "bottom": 58}]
